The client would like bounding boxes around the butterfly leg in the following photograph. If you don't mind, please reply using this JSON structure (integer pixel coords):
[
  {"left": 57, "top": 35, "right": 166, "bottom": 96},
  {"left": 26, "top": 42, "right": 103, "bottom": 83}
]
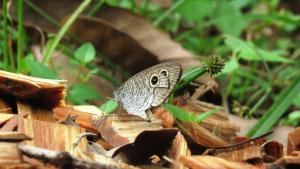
[{"left": 146, "top": 109, "right": 155, "bottom": 122}]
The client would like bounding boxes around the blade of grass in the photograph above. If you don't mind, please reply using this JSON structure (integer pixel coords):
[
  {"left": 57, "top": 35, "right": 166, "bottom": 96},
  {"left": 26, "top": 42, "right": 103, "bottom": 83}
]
[
  {"left": 2, "top": 0, "right": 9, "bottom": 70},
  {"left": 24, "top": 0, "right": 60, "bottom": 27},
  {"left": 42, "top": 0, "right": 92, "bottom": 64},
  {"left": 87, "top": 0, "right": 105, "bottom": 16},
  {"left": 17, "top": 0, "right": 24, "bottom": 72},
  {"left": 153, "top": 0, "right": 186, "bottom": 26},
  {"left": 247, "top": 75, "right": 300, "bottom": 137}
]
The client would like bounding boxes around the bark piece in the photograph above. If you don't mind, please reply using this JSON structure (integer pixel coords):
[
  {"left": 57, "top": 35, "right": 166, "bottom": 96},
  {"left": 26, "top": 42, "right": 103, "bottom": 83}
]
[
  {"left": 0, "top": 70, "right": 66, "bottom": 109},
  {"left": 92, "top": 114, "right": 162, "bottom": 147},
  {"left": 288, "top": 127, "right": 300, "bottom": 155},
  {"left": 180, "top": 155, "right": 265, "bottom": 169},
  {"left": 18, "top": 118, "right": 87, "bottom": 152},
  {"left": 0, "top": 142, "right": 22, "bottom": 163},
  {"left": 17, "top": 102, "right": 56, "bottom": 122},
  {"left": 168, "top": 132, "right": 191, "bottom": 169}
]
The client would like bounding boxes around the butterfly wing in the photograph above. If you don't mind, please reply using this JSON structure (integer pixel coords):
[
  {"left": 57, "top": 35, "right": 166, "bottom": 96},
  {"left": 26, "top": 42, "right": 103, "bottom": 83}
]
[{"left": 151, "top": 62, "right": 182, "bottom": 106}]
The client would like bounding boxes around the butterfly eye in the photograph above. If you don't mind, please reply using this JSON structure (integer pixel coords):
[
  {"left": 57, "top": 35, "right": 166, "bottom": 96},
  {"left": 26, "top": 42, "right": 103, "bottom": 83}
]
[
  {"left": 160, "top": 70, "right": 168, "bottom": 77},
  {"left": 150, "top": 75, "right": 159, "bottom": 86}
]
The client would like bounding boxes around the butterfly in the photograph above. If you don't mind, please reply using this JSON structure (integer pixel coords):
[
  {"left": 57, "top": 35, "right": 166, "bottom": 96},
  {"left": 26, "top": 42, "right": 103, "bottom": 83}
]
[{"left": 113, "top": 62, "right": 182, "bottom": 121}]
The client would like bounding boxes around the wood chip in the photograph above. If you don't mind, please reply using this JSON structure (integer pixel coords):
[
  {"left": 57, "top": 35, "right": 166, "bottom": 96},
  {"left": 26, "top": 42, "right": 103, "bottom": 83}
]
[
  {"left": 0, "top": 131, "right": 31, "bottom": 142},
  {"left": 92, "top": 114, "right": 162, "bottom": 147},
  {"left": 0, "top": 142, "right": 22, "bottom": 164},
  {"left": 168, "top": 132, "right": 191, "bottom": 169},
  {"left": 180, "top": 155, "right": 265, "bottom": 169},
  {"left": 0, "top": 113, "right": 15, "bottom": 126},
  {"left": 53, "top": 106, "right": 96, "bottom": 131},
  {"left": 0, "top": 70, "right": 66, "bottom": 109},
  {"left": 18, "top": 118, "right": 87, "bottom": 152},
  {"left": 17, "top": 102, "right": 56, "bottom": 122}
]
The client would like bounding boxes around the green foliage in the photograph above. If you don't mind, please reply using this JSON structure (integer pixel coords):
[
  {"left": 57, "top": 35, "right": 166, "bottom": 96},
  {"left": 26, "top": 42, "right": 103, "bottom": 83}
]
[
  {"left": 25, "top": 54, "right": 60, "bottom": 79},
  {"left": 163, "top": 103, "right": 219, "bottom": 123},
  {"left": 99, "top": 99, "right": 119, "bottom": 113},
  {"left": 212, "top": 0, "right": 247, "bottom": 37},
  {"left": 248, "top": 75, "right": 300, "bottom": 137},
  {"left": 74, "top": 43, "right": 95, "bottom": 65},
  {"left": 224, "top": 35, "right": 291, "bottom": 63},
  {"left": 280, "top": 111, "right": 300, "bottom": 126},
  {"left": 176, "top": 0, "right": 213, "bottom": 21},
  {"left": 68, "top": 83, "right": 102, "bottom": 104}
]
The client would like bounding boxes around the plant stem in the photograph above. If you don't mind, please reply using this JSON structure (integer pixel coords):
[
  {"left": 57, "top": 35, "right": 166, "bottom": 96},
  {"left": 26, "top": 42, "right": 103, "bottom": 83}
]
[
  {"left": 2, "top": 0, "right": 9, "bottom": 70},
  {"left": 153, "top": 0, "right": 186, "bottom": 26},
  {"left": 17, "top": 0, "right": 24, "bottom": 72},
  {"left": 42, "top": 0, "right": 92, "bottom": 64},
  {"left": 247, "top": 88, "right": 271, "bottom": 117},
  {"left": 87, "top": 0, "right": 104, "bottom": 16},
  {"left": 24, "top": 0, "right": 59, "bottom": 27}
]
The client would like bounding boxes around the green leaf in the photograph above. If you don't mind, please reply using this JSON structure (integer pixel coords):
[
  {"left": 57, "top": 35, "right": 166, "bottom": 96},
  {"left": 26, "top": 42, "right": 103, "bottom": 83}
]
[
  {"left": 218, "top": 58, "right": 239, "bottom": 75},
  {"left": 74, "top": 43, "right": 95, "bottom": 65},
  {"left": 176, "top": 0, "right": 214, "bottom": 21},
  {"left": 25, "top": 56, "right": 60, "bottom": 79},
  {"left": 247, "top": 75, "right": 300, "bottom": 137},
  {"left": 162, "top": 103, "right": 217, "bottom": 123},
  {"left": 212, "top": 0, "right": 247, "bottom": 37},
  {"left": 99, "top": 99, "right": 119, "bottom": 113},
  {"left": 163, "top": 103, "right": 193, "bottom": 122},
  {"left": 281, "top": 111, "right": 300, "bottom": 126},
  {"left": 67, "top": 83, "right": 102, "bottom": 104},
  {"left": 224, "top": 35, "right": 291, "bottom": 63},
  {"left": 195, "top": 108, "right": 219, "bottom": 123},
  {"left": 293, "top": 93, "right": 300, "bottom": 108}
]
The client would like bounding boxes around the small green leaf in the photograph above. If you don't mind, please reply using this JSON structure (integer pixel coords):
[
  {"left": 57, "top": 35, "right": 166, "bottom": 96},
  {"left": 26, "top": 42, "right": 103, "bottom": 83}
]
[
  {"left": 224, "top": 35, "right": 291, "bottom": 63},
  {"left": 293, "top": 93, "right": 300, "bottom": 108},
  {"left": 212, "top": 0, "right": 247, "bottom": 37},
  {"left": 281, "top": 111, "right": 300, "bottom": 126},
  {"left": 25, "top": 55, "right": 60, "bottom": 79},
  {"left": 176, "top": 0, "right": 214, "bottom": 21},
  {"left": 99, "top": 99, "right": 119, "bottom": 113},
  {"left": 218, "top": 58, "right": 239, "bottom": 75},
  {"left": 74, "top": 43, "right": 95, "bottom": 65},
  {"left": 67, "top": 83, "right": 102, "bottom": 104}
]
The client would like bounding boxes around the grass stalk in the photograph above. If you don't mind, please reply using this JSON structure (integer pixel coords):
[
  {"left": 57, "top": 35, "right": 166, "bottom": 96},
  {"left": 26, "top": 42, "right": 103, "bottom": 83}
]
[
  {"left": 24, "top": 0, "right": 59, "bottom": 27},
  {"left": 247, "top": 75, "right": 300, "bottom": 137},
  {"left": 2, "top": 0, "right": 9, "bottom": 70},
  {"left": 42, "top": 0, "right": 92, "bottom": 64},
  {"left": 17, "top": 0, "right": 24, "bottom": 72},
  {"left": 87, "top": 0, "right": 105, "bottom": 16},
  {"left": 153, "top": 0, "right": 186, "bottom": 26}
]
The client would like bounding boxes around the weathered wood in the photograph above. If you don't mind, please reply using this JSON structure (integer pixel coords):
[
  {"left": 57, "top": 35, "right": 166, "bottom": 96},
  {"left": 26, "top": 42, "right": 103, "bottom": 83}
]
[
  {"left": 17, "top": 102, "right": 56, "bottom": 122},
  {"left": 18, "top": 118, "right": 87, "bottom": 152}
]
